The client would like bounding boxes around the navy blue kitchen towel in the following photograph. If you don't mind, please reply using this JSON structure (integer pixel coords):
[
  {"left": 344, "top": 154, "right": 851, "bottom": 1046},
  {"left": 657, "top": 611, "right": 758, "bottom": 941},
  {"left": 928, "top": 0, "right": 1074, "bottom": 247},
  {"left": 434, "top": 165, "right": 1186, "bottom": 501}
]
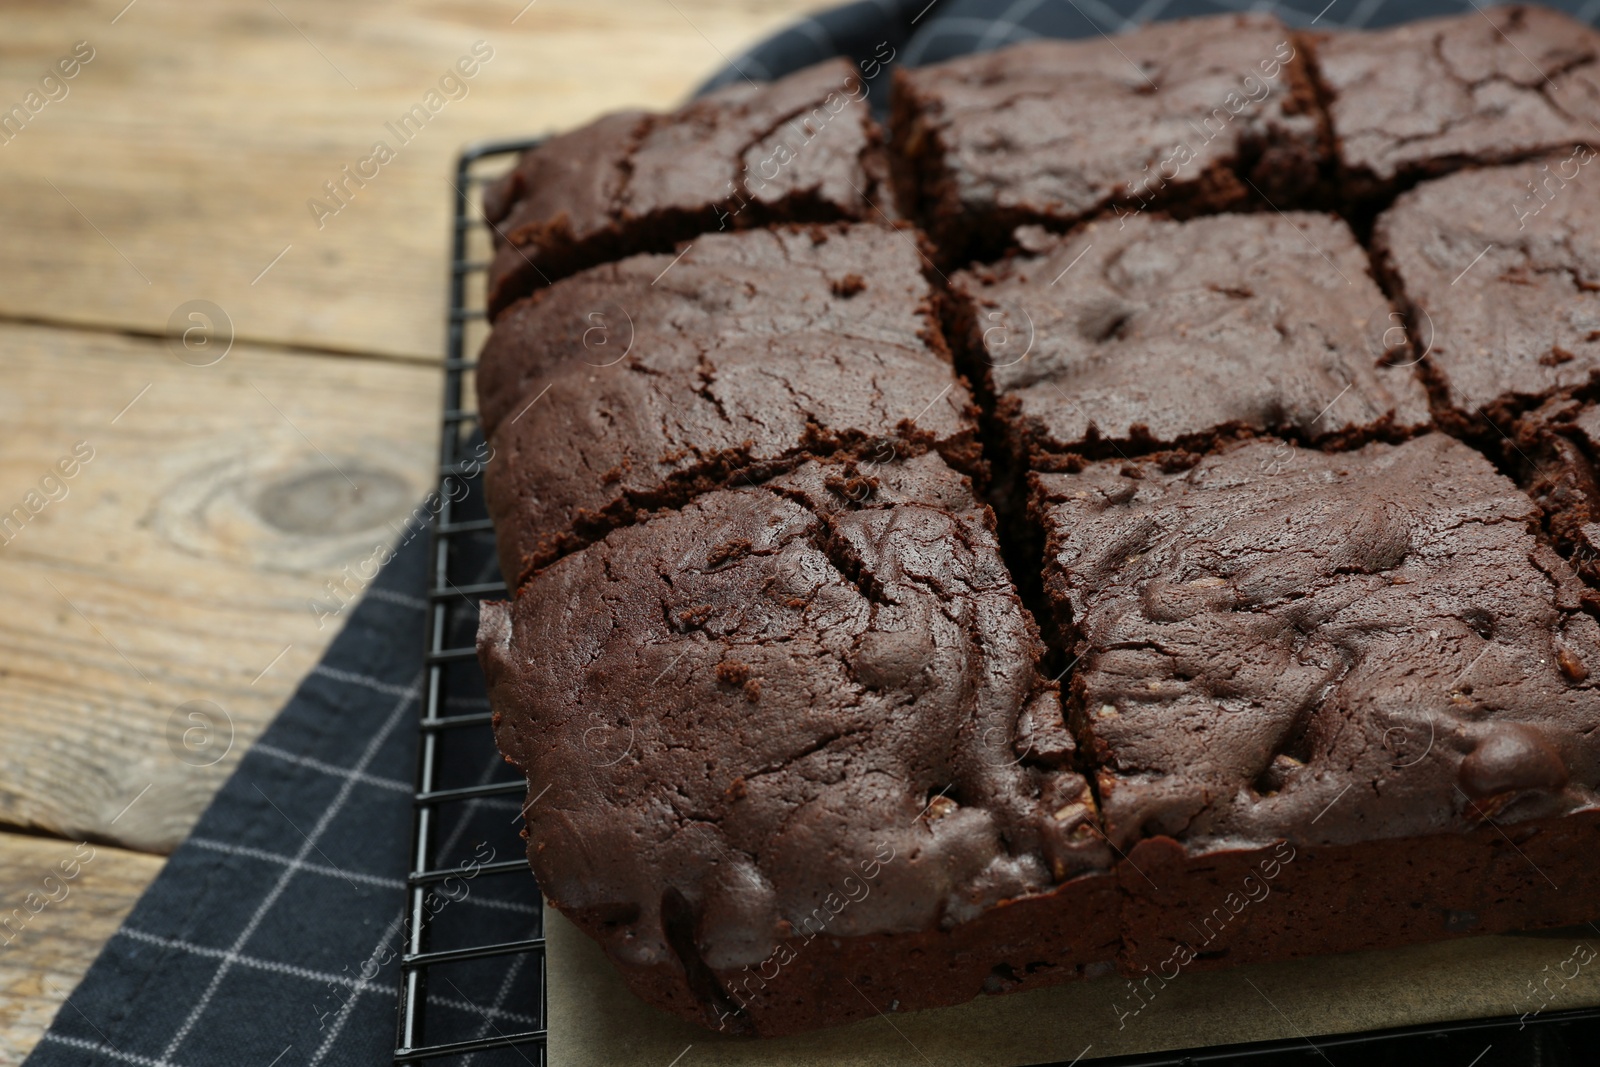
[
  {"left": 27, "top": 0, "right": 1600, "bottom": 1064},
  {"left": 23, "top": 480, "right": 541, "bottom": 1066}
]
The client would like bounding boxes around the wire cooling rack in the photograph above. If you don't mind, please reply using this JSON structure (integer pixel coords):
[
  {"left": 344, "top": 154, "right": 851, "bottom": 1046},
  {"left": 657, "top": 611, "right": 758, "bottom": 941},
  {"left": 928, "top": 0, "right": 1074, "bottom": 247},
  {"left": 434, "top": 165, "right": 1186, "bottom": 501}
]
[
  {"left": 393, "top": 137, "right": 549, "bottom": 1066},
  {"left": 398, "top": 142, "right": 1600, "bottom": 1067}
]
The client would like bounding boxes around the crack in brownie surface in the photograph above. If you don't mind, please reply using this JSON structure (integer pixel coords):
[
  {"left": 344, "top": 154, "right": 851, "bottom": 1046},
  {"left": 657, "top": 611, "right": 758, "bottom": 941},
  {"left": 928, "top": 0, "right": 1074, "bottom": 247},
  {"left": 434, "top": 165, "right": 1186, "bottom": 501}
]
[
  {"left": 477, "top": 224, "right": 979, "bottom": 587},
  {"left": 482, "top": 59, "right": 889, "bottom": 317},
  {"left": 1311, "top": 6, "right": 1600, "bottom": 205},
  {"left": 479, "top": 453, "right": 1111, "bottom": 1034},
  {"left": 1036, "top": 433, "right": 1600, "bottom": 853},
  {"left": 1374, "top": 158, "right": 1600, "bottom": 429},
  {"left": 952, "top": 214, "right": 1430, "bottom": 466},
  {"left": 890, "top": 13, "right": 1324, "bottom": 261},
  {"left": 1511, "top": 393, "right": 1600, "bottom": 592}
]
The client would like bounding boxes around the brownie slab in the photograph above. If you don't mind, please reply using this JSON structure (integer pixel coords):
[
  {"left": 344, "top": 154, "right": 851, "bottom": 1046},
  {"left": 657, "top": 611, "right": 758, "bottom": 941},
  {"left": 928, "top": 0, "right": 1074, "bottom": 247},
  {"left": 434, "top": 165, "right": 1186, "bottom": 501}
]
[
  {"left": 1035, "top": 433, "right": 1600, "bottom": 968},
  {"left": 483, "top": 59, "right": 889, "bottom": 317},
  {"left": 479, "top": 453, "right": 1114, "bottom": 1036},
  {"left": 1374, "top": 159, "right": 1600, "bottom": 428},
  {"left": 890, "top": 14, "right": 1324, "bottom": 260},
  {"left": 952, "top": 214, "right": 1430, "bottom": 465},
  {"left": 478, "top": 224, "right": 979, "bottom": 587},
  {"left": 1312, "top": 5, "right": 1600, "bottom": 204}
]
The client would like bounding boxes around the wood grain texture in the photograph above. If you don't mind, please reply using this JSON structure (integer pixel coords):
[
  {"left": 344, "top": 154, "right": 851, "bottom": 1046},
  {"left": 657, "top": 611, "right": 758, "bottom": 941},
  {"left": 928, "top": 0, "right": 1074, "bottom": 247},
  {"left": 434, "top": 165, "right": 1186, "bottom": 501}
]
[
  {"left": 0, "top": 0, "right": 834, "bottom": 361},
  {"left": 0, "top": 321, "right": 439, "bottom": 854},
  {"left": 0, "top": 832, "right": 163, "bottom": 1065}
]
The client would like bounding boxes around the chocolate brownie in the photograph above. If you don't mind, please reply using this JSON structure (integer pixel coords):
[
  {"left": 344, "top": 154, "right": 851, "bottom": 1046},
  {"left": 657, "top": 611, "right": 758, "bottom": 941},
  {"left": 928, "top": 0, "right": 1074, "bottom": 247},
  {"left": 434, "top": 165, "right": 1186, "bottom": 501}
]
[
  {"left": 1311, "top": 6, "right": 1600, "bottom": 206},
  {"left": 1373, "top": 158, "right": 1600, "bottom": 429},
  {"left": 1511, "top": 393, "right": 1600, "bottom": 590},
  {"left": 890, "top": 14, "right": 1324, "bottom": 260},
  {"left": 1035, "top": 433, "right": 1600, "bottom": 970},
  {"left": 479, "top": 453, "right": 1115, "bottom": 1036},
  {"left": 477, "top": 224, "right": 978, "bottom": 586},
  {"left": 482, "top": 59, "right": 889, "bottom": 317},
  {"left": 471, "top": 6, "right": 1600, "bottom": 1039},
  {"left": 951, "top": 214, "right": 1430, "bottom": 466}
]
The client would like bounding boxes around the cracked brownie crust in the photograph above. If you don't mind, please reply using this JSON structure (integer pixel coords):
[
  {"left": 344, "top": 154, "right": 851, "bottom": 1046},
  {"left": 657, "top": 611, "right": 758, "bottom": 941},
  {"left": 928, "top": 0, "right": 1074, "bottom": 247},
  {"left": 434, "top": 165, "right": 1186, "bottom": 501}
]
[
  {"left": 1511, "top": 393, "right": 1600, "bottom": 590},
  {"left": 1038, "top": 434, "right": 1600, "bottom": 851},
  {"left": 479, "top": 454, "right": 1113, "bottom": 1035},
  {"left": 1036, "top": 434, "right": 1600, "bottom": 971},
  {"left": 482, "top": 59, "right": 890, "bottom": 318},
  {"left": 475, "top": 6, "right": 1600, "bottom": 1038},
  {"left": 1314, "top": 5, "right": 1600, "bottom": 204},
  {"left": 952, "top": 213, "right": 1431, "bottom": 465},
  {"left": 477, "top": 224, "right": 980, "bottom": 585},
  {"left": 1373, "top": 157, "right": 1600, "bottom": 429},
  {"left": 890, "top": 13, "right": 1325, "bottom": 260}
]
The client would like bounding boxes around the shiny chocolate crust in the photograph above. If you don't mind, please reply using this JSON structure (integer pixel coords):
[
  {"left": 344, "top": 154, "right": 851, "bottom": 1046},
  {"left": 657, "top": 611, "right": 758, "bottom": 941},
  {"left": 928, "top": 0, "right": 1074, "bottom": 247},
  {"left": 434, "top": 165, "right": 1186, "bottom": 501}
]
[
  {"left": 479, "top": 454, "right": 1111, "bottom": 1036},
  {"left": 1372, "top": 158, "right": 1600, "bottom": 431},
  {"left": 473, "top": 12, "right": 1600, "bottom": 1039},
  {"left": 889, "top": 14, "right": 1325, "bottom": 261},
  {"left": 482, "top": 59, "right": 889, "bottom": 317},
  {"left": 952, "top": 214, "right": 1430, "bottom": 466},
  {"left": 477, "top": 224, "right": 980, "bottom": 587},
  {"left": 1036, "top": 433, "right": 1600, "bottom": 854},
  {"left": 1310, "top": 6, "right": 1600, "bottom": 205}
]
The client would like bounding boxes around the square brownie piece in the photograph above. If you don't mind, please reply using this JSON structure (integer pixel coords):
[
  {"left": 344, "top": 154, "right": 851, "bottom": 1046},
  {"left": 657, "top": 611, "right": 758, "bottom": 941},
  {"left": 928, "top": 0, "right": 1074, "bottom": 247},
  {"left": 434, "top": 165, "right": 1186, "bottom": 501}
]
[
  {"left": 1312, "top": 6, "right": 1600, "bottom": 205},
  {"left": 1036, "top": 433, "right": 1600, "bottom": 969},
  {"left": 890, "top": 14, "right": 1325, "bottom": 260},
  {"left": 483, "top": 59, "right": 890, "bottom": 317},
  {"left": 952, "top": 213, "right": 1430, "bottom": 466},
  {"left": 479, "top": 453, "right": 1115, "bottom": 1037},
  {"left": 1374, "top": 158, "right": 1600, "bottom": 429},
  {"left": 477, "top": 224, "right": 979, "bottom": 587}
]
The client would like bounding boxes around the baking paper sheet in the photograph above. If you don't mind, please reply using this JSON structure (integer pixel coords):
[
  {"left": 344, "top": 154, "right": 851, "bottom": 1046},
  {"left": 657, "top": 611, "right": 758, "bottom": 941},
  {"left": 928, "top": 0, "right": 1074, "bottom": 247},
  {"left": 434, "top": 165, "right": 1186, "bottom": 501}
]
[{"left": 548, "top": 909, "right": 1600, "bottom": 1065}]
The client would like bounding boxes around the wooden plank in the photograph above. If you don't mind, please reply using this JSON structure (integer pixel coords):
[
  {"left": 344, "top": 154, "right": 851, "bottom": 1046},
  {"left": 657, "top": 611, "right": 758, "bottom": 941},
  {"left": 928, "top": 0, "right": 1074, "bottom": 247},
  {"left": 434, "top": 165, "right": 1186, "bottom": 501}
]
[
  {"left": 0, "top": 0, "right": 834, "bottom": 361},
  {"left": 0, "top": 832, "right": 163, "bottom": 1064},
  {"left": 0, "top": 321, "right": 439, "bottom": 853}
]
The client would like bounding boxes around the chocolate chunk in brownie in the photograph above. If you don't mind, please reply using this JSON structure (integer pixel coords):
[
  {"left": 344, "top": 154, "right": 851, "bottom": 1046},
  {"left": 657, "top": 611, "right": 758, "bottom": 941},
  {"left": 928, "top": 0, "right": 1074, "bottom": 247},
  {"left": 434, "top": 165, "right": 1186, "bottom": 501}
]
[
  {"left": 477, "top": 224, "right": 979, "bottom": 587},
  {"left": 951, "top": 214, "right": 1430, "bottom": 467},
  {"left": 483, "top": 59, "right": 890, "bottom": 317},
  {"left": 479, "top": 453, "right": 1113, "bottom": 1035},
  {"left": 1311, "top": 6, "right": 1600, "bottom": 205},
  {"left": 890, "top": 14, "right": 1324, "bottom": 261},
  {"left": 1510, "top": 393, "right": 1600, "bottom": 591},
  {"left": 1035, "top": 433, "right": 1600, "bottom": 855},
  {"left": 1373, "top": 158, "right": 1600, "bottom": 429}
]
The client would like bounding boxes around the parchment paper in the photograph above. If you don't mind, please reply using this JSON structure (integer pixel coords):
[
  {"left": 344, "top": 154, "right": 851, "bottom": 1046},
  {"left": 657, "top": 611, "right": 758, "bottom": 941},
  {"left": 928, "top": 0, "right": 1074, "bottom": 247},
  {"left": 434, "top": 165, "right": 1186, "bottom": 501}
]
[{"left": 548, "top": 910, "right": 1600, "bottom": 1066}]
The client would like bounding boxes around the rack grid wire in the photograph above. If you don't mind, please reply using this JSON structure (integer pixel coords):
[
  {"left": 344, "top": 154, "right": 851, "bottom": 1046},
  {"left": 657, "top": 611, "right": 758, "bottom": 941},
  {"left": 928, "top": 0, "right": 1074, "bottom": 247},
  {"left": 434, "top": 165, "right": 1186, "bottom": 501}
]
[
  {"left": 395, "top": 140, "right": 1600, "bottom": 1067},
  {"left": 394, "top": 136, "right": 549, "bottom": 1066}
]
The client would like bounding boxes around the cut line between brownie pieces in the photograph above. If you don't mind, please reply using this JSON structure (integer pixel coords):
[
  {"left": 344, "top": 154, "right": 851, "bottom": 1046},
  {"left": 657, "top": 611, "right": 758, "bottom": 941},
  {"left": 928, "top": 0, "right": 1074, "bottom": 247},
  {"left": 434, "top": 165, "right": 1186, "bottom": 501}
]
[
  {"left": 482, "top": 58, "right": 894, "bottom": 318},
  {"left": 475, "top": 223, "right": 981, "bottom": 594},
  {"left": 478, "top": 451, "right": 1111, "bottom": 1036}
]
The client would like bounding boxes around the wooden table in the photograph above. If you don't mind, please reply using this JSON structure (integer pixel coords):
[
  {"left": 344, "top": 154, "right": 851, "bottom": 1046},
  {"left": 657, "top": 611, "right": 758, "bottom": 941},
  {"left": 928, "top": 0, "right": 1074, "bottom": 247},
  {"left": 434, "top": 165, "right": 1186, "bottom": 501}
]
[{"left": 0, "top": 0, "right": 830, "bottom": 1057}]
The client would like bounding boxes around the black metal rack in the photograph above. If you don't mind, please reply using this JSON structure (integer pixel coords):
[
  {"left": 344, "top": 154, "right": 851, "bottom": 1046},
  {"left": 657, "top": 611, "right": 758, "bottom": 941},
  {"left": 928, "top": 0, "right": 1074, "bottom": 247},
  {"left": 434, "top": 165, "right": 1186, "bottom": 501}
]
[
  {"left": 394, "top": 137, "right": 550, "bottom": 1066},
  {"left": 398, "top": 141, "right": 1600, "bottom": 1067}
]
